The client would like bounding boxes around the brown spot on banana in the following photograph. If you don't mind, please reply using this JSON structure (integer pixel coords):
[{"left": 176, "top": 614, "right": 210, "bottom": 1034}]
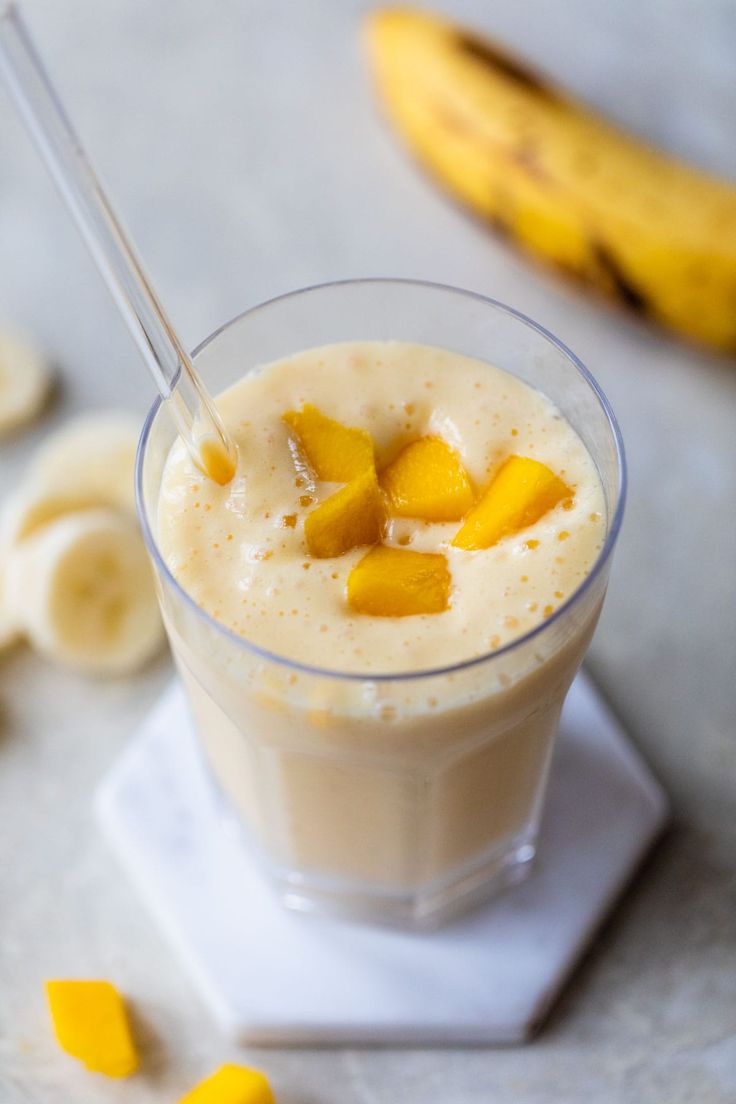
[
  {"left": 488, "top": 212, "right": 513, "bottom": 242},
  {"left": 591, "top": 244, "right": 650, "bottom": 315},
  {"left": 455, "top": 33, "right": 558, "bottom": 101},
  {"left": 511, "top": 142, "right": 551, "bottom": 183},
  {"left": 432, "top": 100, "right": 548, "bottom": 181}
]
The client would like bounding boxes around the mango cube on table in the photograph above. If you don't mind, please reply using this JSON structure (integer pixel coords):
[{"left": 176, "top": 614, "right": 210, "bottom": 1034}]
[
  {"left": 283, "top": 403, "right": 374, "bottom": 482},
  {"left": 347, "top": 545, "right": 451, "bottom": 616},
  {"left": 380, "top": 435, "right": 474, "bottom": 521},
  {"left": 179, "top": 1063, "right": 275, "bottom": 1104},
  {"left": 305, "top": 467, "right": 385, "bottom": 558},
  {"left": 452, "top": 455, "right": 572, "bottom": 550},
  {"left": 45, "top": 979, "right": 138, "bottom": 1078}
]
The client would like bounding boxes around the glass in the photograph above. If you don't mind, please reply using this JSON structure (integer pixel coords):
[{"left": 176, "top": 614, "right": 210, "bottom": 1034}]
[{"left": 136, "top": 279, "right": 625, "bottom": 929}]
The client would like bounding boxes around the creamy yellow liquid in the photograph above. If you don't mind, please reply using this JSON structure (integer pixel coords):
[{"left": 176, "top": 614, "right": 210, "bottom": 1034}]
[
  {"left": 155, "top": 342, "right": 608, "bottom": 915},
  {"left": 159, "top": 342, "right": 605, "bottom": 673}
]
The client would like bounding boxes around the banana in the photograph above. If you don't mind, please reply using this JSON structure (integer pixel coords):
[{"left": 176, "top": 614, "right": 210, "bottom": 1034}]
[
  {"left": 0, "top": 328, "right": 52, "bottom": 435},
  {"left": 0, "top": 510, "right": 22, "bottom": 651},
  {"left": 365, "top": 8, "right": 736, "bottom": 352},
  {"left": 3, "top": 413, "right": 139, "bottom": 543},
  {"left": 0, "top": 566, "right": 21, "bottom": 651},
  {"left": 5, "top": 509, "right": 163, "bottom": 675}
]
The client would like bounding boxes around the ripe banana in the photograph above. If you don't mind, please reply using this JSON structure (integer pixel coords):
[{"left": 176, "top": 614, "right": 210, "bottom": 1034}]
[
  {"left": 0, "top": 328, "right": 52, "bottom": 435},
  {"left": 5, "top": 509, "right": 163, "bottom": 675},
  {"left": 365, "top": 8, "right": 736, "bottom": 352}
]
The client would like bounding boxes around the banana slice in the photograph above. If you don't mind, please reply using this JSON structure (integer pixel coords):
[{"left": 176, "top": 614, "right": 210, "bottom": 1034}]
[
  {"left": 5, "top": 509, "right": 164, "bottom": 675},
  {"left": 5, "top": 413, "right": 140, "bottom": 542},
  {"left": 0, "top": 328, "right": 52, "bottom": 436},
  {"left": 0, "top": 566, "right": 21, "bottom": 651},
  {"left": 0, "top": 508, "right": 22, "bottom": 651}
]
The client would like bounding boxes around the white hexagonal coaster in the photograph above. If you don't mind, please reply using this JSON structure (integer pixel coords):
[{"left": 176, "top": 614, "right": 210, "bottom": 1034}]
[{"left": 96, "top": 669, "right": 667, "bottom": 1044}]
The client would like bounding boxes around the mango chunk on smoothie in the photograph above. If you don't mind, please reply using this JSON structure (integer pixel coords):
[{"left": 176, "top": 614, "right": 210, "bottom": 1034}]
[
  {"left": 45, "top": 980, "right": 139, "bottom": 1078},
  {"left": 178, "top": 1063, "right": 275, "bottom": 1104},
  {"left": 348, "top": 545, "right": 451, "bottom": 616},
  {"left": 305, "top": 468, "right": 384, "bottom": 558},
  {"left": 283, "top": 403, "right": 374, "bottom": 481},
  {"left": 453, "top": 455, "right": 573, "bottom": 551},
  {"left": 380, "top": 435, "right": 474, "bottom": 521}
]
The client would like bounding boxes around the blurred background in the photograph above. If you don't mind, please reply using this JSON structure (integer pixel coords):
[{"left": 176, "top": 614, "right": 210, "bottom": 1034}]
[{"left": 1, "top": 1, "right": 734, "bottom": 1102}]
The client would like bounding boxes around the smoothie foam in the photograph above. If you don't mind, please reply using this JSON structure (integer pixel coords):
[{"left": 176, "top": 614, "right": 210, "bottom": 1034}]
[{"left": 158, "top": 341, "right": 605, "bottom": 674}]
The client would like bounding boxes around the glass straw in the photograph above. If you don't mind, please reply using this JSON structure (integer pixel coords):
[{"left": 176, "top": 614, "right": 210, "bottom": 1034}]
[{"left": 0, "top": 2, "right": 237, "bottom": 484}]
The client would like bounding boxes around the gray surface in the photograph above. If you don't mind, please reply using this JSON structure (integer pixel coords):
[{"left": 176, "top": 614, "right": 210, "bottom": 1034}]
[{"left": 0, "top": 1, "right": 734, "bottom": 1101}]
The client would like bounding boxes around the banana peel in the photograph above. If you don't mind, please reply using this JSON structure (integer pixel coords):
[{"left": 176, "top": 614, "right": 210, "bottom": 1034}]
[{"left": 365, "top": 7, "right": 736, "bottom": 352}]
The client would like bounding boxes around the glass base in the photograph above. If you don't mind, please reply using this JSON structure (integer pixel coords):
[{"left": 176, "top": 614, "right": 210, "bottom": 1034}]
[{"left": 270, "top": 832, "right": 538, "bottom": 930}]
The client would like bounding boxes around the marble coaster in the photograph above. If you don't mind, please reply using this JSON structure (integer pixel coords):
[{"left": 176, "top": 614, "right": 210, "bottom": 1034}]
[{"left": 96, "top": 670, "right": 668, "bottom": 1044}]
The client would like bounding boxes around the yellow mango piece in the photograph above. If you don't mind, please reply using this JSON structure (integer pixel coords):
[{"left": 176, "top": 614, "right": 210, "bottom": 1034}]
[
  {"left": 347, "top": 545, "right": 451, "bottom": 616},
  {"left": 178, "top": 1063, "right": 275, "bottom": 1104},
  {"left": 305, "top": 468, "right": 384, "bottom": 558},
  {"left": 283, "top": 403, "right": 374, "bottom": 481},
  {"left": 45, "top": 980, "right": 139, "bottom": 1078},
  {"left": 380, "top": 435, "right": 475, "bottom": 521},
  {"left": 452, "top": 455, "right": 573, "bottom": 550}
]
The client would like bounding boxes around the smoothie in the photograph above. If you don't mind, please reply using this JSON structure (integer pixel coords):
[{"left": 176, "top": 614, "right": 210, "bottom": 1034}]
[{"left": 155, "top": 340, "right": 607, "bottom": 921}]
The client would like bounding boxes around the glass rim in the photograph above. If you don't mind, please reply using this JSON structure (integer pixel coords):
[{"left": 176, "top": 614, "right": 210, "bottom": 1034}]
[{"left": 135, "top": 277, "right": 627, "bottom": 683}]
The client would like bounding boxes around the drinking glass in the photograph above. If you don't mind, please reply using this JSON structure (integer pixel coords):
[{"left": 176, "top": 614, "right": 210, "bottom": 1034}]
[{"left": 137, "top": 279, "right": 625, "bottom": 928}]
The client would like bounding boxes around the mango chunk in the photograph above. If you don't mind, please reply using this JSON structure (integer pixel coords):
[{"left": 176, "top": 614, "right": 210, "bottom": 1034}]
[
  {"left": 45, "top": 980, "right": 139, "bottom": 1078},
  {"left": 347, "top": 545, "right": 451, "bottom": 616},
  {"left": 380, "top": 435, "right": 474, "bottom": 521},
  {"left": 452, "top": 455, "right": 573, "bottom": 550},
  {"left": 305, "top": 468, "right": 384, "bottom": 558},
  {"left": 283, "top": 403, "right": 374, "bottom": 482},
  {"left": 179, "top": 1063, "right": 275, "bottom": 1104}
]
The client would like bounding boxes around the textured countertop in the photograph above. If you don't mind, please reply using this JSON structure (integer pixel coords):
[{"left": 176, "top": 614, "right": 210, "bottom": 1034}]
[{"left": 1, "top": 2, "right": 734, "bottom": 1101}]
